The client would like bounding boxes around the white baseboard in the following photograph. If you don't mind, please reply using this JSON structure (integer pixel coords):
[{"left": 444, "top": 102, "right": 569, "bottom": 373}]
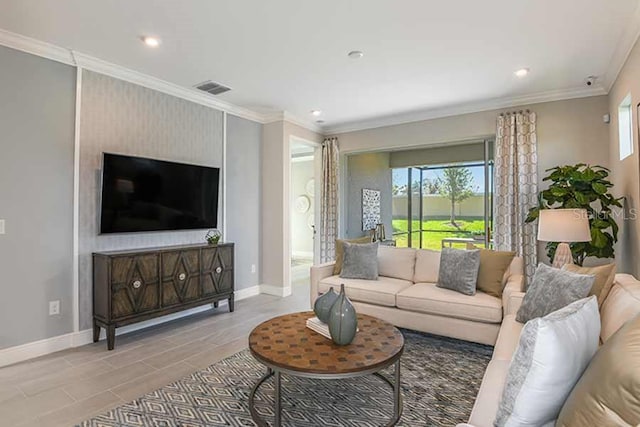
[
  {"left": 0, "top": 285, "right": 260, "bottom": 368},
  {"left": 236, "top": 285, "right": 261, "bottom": 300},
  {"left": 260, "top": 284, "right": 293, "bottom": 297}
]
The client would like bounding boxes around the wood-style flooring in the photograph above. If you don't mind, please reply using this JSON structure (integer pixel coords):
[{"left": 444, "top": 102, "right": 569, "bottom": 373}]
[{"left": 0, "top": 281, "right": 310, "bottom": 427}]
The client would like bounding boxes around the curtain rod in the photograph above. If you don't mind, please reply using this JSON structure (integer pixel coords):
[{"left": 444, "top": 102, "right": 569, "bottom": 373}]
[{"left": 499, "top": 109, "right": 531, "bottom": 116}]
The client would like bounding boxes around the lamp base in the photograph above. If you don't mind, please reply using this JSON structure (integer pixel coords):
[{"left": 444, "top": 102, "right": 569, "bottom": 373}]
[{"left": 552, "top": 242, "right": 574, "bottom": 269}]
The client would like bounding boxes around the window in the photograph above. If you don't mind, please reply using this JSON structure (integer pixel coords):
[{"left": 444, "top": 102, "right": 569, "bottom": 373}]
[
  {"left": 619, "top": 93, "right": 633, "bottom": 160},
  {"left": 391, "top": 158, "right": 494, "bottom": 249}
]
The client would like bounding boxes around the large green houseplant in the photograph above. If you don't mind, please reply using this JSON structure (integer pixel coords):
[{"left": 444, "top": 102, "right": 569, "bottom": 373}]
[{"left": 525, "top": 164, "right": 623, "bottom": 266}]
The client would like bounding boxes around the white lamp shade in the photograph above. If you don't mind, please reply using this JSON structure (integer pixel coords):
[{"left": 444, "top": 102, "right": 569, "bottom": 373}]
[{"left": 537, "top": 209, "right": 591, "bottom": 242}]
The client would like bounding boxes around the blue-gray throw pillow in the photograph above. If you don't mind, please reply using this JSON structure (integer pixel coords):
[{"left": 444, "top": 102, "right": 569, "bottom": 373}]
[
  {"left": 437, "top": 247, "right": 480, "bottom": 295},
  {"left": 516, "top": 263, "right": 595, "bottom": 323},
  {"left": 340, "top": 242, "right": 379, "bottom": 280}
]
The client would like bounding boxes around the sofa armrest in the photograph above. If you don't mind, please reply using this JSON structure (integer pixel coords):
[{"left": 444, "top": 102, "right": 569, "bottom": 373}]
[
  {"left": 502, "top": 275, "right": 524, "bottom": 316},
  {"left": 506, "top": 291, "right": 526, "bottom": 316},
  {"left": 310, "top": 262, "right": 336, "bottom": 306}
]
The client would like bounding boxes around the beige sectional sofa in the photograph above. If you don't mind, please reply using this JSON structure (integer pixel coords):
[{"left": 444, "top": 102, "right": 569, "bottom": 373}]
[
  {"left": 310, "top": 246, "right": 640, "bottom": 426},
  {"left": 310, "top": 245, "right": 524, "bottom": 346},
  {"left": 458, "top": 273, "right": 640, "bottom": 427}
]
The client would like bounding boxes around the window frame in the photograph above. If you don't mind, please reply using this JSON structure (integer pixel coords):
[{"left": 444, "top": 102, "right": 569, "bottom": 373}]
[{"left": 619, "top": 93, "right": 633, "bottom": 161}]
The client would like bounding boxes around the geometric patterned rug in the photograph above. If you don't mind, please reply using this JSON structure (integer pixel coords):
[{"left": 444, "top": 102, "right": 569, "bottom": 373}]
[{"left": 77, "top": 330, "right": 493, "bottom": 427}]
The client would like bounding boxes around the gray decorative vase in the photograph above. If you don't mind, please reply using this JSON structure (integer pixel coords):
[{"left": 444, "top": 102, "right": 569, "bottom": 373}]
[
  {"left": 328, "top": 284, "right": 358, "bottom": 346},
  {"left": 313, "top": 287, "right": 339, "bottom": 323}
]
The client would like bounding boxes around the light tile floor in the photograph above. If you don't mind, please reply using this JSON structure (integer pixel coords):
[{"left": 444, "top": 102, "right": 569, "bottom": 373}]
[{"left": 1, "top": 280, "right": 310, "bottom": 427}]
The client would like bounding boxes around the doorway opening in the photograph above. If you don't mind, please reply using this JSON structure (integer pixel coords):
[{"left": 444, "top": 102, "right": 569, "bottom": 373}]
[{"left": 289, "top": 138, "right": 320, "bottom": 286}]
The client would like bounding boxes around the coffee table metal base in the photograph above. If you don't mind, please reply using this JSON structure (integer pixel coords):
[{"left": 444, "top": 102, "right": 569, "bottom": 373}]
[{"left": 248, "top": 360, "right": 403, "bottom": 427}]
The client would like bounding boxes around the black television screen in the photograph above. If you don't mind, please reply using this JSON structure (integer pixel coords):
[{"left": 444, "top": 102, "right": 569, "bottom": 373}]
[{"left": 100, "top": 153, "right": 220, "bottom": 234}]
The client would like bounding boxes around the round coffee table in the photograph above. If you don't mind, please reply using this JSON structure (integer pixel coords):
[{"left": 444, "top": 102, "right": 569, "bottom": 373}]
[{"left": 248, "top": 311, "right": 404, "bottom": 426}]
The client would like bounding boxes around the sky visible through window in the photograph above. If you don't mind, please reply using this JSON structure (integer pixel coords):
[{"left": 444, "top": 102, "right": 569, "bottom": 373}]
[{"left": 392, "top": 164, "right": 486, "bottom": 193}]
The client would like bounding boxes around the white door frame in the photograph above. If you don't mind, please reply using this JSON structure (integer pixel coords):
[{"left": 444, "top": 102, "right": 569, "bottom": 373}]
[{"left": 285, "top": 135, "right": 322, "bottom": 288}]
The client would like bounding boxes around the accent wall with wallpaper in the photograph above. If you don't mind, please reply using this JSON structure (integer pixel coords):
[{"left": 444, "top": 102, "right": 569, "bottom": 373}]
[
  {"left": 0, "top": 44, "right": 264, "bottom": 351},
  {"left": 78, "top": 70, "right": 225, "bottom": 330}
]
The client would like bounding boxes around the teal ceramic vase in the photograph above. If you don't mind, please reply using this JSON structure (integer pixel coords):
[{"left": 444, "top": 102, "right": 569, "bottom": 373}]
[
  {"left": 328, "top": 284, "right": 358, "bottom": 345},
  {"left": 313, "top": 287, "right": 339, "bottom": 323}
]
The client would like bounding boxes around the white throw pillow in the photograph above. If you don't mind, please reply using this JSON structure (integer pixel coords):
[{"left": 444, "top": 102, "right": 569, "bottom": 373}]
[
  {"left": 377, "top": 245, "right": 416, "bottom": 282},
  {"left": 494, "top": 296, "right": 600, "bottom": 427},
  {"left": 413, "top": 248, "right": 441, "bottom": 283}
]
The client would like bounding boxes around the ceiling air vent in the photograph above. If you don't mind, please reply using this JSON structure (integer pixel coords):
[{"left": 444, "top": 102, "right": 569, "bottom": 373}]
[{"left": 195, "top": 80, "right": 231, "bottom": 95}]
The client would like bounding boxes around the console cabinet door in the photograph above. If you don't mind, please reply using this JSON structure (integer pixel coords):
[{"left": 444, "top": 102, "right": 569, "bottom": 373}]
[
  {"left": 201, "top": 246, "right": 234, "bottom": 296},
  {"left": 110, "top": 254, "right": 160, "bottom": 319},
  {"left": 161, "top": 250, "right": 201, "bottom": 306}
]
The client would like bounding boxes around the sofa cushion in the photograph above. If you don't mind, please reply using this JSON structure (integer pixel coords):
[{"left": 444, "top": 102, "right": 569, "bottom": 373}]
[
  {"left": 477, "top": 249, "right": 516, "bottom": 299},
  {"left": 340, "top": 242, "right": 379, "bottom": 280},
  {"left": 600, "top": 274, "right": 640, "bottom": 342},
  {"left": 562, "top": 263, "right": 616, "bottom": 307},
  {"left": 333, "top": 237, "right": 371, "bottom": 275},
  {"left": 495, "top": 297, "right": 600, "bottom": 427},
  {"left": 377, "top": 246, "right": 416, "bottom": 282},
  {"left": 437, "top": 247, "right": 480, "bottom": 296},
  {"left": 413, "top": 249, "right": 441, "bottom": 283},
  {"left": 318, "top": 275, "right": 413, "bottom": 307},
  {"left": 556, "top": 312, "right": 640, "bottom": 427},
  {"left": 516, "top": 263, "right": 594, "bottom": 323},
  {"left": 396, "top": 282, "right": 503, "bottom": 323},
  {"left": 492, "top": 314, "right": 524, "bottom": 361},
  {"left": 468, "top": 359, "right": 510, "bottom": 427}
]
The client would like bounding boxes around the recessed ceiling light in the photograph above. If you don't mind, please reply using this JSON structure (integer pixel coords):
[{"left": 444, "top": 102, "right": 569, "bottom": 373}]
[
  {"left": 142, "top": 36, "right": 161, "bottom": 47},
  {"left": 311, "top": 110, "right": 322, "bottom": 116},
  {"left": 514, "top": 68, "right": 530, "bottom": 78},
  {"left": 316, "top": 120, "right": 325, "bottom": 124},
  {"left": 348, "top": 50, "right": 364, "bottom": 59}
]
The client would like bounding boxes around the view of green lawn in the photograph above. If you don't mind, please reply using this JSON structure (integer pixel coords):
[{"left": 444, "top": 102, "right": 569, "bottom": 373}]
[{"left": 392, "top": 216, "right": 486, "bottom": 250}]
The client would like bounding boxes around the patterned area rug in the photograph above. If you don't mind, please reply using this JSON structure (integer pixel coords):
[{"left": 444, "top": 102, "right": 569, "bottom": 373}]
[{"left": 78, "top": 330, "right": 492, "bottom": 427}]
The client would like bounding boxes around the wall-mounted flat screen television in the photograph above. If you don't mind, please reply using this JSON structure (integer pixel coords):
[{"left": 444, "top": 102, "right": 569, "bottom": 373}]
[{"left": 100, "top": 153, "right": 220, "bottom": 234}]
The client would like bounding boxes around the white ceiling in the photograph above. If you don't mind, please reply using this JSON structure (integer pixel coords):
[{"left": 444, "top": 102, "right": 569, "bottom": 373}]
[{"left": 1, "top": 0, "right": 639, "bottom": 133}]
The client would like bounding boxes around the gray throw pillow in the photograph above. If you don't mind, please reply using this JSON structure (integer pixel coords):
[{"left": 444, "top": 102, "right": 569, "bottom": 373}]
[
  {"left": 436, "top": 247, "right": 480, "bottom": 295},
  {"left": 340, "top": 242, "right": 379, "bottom": 280},
  {"left": 516, "top": 263, "right": 595, "bottom": 323}
]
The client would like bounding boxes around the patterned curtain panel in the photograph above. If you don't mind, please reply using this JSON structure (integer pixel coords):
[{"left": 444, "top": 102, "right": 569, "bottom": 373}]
[
  {"left": 320, "top": 137, "right": 339, "bottom": 262},
  {"left": 494, "top": 111, "right": 538, "bottom": 284}
]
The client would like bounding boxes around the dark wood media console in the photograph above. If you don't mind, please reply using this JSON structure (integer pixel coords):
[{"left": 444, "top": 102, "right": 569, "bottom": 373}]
[{"left": 93, "top": 243, "right": 234, "bottom": 350}]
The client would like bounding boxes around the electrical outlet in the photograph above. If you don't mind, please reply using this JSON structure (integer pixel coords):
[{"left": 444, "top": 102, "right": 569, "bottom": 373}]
[
  {"left": 49, "top": 300, "right": 60, "bottom": 316},
  {"left": 0, "top": 219, "right": 5, "bottom": 235},
  {"left": 251, "top": 264, "right": 256, "bottom": 274}
]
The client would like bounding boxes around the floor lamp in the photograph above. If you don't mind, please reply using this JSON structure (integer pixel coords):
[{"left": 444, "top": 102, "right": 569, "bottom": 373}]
[{"left": 537, "top": 208, "right": 591, "bottom": 268}]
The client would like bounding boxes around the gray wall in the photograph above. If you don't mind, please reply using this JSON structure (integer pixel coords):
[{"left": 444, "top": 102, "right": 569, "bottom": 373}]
[
  {"left": 389, "top": 141, "right": 486, "bottom": 168},
  {"left": 345, "top": 152, "right": 393, "bottom": 239},
  {"left": 0, "top": 46, "right": 76, "bottom": 348},
  {"left": 226, "top": 115, "right": 262, "bottom": 290},
  {"left": 78, "top": 71, "right": 224, "bottom": 330}
]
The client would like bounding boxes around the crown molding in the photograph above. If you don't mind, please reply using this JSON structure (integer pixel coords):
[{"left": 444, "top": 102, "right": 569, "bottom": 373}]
[
  {"left": 0, "top": 28, "right": 326, "bottom": 134},
  {"left": 324, "top": 85, "right": 607, "bottom": 135},
  {"left": 0, "top": 27, "right": 74, "bottom": 65},
  {"left": 70, "top": 51, "right": 267, "bottom": 124},
  {"left": 262, "top": 111, "right": 324, "bottom": 134},
  {"left": 0, "top": 24, "right": 636, "bottom": 137},
  {"left": 602, "top": 1, "right": 640, "bottom": 91},
  {"left": 0, "top": 28, "right": 275, "bottom": 125}
]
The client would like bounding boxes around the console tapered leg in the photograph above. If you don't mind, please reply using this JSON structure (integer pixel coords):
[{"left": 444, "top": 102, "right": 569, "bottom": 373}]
[
  {"left": 92, "top": 322, "right": 100, "bottom": 343},
  {"left": 106, "top": 325, "right": 116, "bottom": 350}
]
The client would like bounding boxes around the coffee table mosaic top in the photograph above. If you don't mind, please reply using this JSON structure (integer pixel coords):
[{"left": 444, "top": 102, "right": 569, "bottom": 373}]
[{"left": 248, "top": 311, "right": 404, "bottom": 375}]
